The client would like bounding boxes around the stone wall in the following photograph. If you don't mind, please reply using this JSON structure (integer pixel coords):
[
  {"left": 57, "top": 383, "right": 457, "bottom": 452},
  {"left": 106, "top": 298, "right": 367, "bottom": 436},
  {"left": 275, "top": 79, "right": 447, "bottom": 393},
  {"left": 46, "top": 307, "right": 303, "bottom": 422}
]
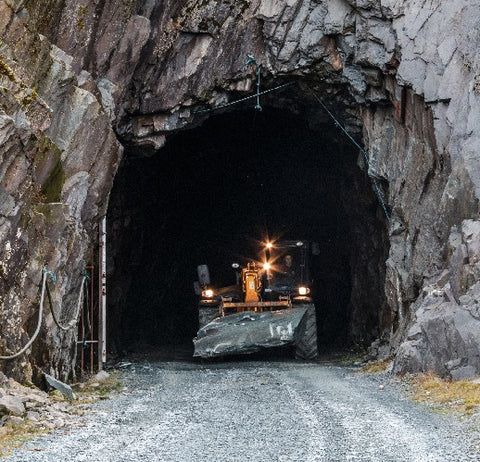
[{"left": 0, "top": 0, "right": 479, "bottom": 379}]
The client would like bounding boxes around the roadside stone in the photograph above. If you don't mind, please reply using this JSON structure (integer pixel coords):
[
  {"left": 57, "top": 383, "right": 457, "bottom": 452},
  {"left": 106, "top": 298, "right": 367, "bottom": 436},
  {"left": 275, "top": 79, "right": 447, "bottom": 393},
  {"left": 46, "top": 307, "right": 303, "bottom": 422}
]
[
  {"left": 26, "top": 393, "right": 50, "bottom": 406},
  {"left": 25, "top": 401, "right": 40, "bottom": 410},
  {"left": 449, "top": 366, "right": 477, "bottom": 381},
  {"left": 0, "top": 396, "right": 25, "bottom": 416},
  {"left": 26, "top": 410, "right": 40, "bottom": 421},
  {"left": 93, "top": 370, "right": 110, "bottom": 383},
  {"left": 52, "top": 402, "right": 69, "bottom": 412},
  {"left": 55, "top": 418, "right": 65, "bottom": 428},
  {"left": 6, "top": 378, "right": 21, "bottom": 391},
  {"left": 5, "top": 415, "right": 24, "bottom": 426},
  {"left": 44, "top": 373, "right": 74, "bottom": 401},
  {"left": 41, "top": 421, "right": 56, "bottom": 430}
]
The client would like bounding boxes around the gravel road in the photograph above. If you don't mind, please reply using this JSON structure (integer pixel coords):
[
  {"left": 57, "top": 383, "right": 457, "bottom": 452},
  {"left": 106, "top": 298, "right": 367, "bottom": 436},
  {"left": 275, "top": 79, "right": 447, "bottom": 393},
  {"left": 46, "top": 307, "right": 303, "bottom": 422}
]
[{"left": 5, "top": 358, "right": 480, "bottom": 461}]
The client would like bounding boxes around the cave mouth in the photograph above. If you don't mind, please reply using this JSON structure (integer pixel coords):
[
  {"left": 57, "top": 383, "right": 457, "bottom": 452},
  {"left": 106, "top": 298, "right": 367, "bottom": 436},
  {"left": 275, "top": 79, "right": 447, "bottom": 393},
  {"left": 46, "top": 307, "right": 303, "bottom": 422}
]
[{"left": 107, "top": 107, "right": 388, "bottom": 357}]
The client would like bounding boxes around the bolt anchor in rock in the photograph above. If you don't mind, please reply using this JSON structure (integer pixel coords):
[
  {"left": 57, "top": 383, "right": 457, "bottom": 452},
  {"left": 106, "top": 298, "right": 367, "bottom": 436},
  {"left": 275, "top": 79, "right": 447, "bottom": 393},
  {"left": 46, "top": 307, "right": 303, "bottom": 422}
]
[{"left": 244, "top": 54, "right": 262, "bottom": 111}]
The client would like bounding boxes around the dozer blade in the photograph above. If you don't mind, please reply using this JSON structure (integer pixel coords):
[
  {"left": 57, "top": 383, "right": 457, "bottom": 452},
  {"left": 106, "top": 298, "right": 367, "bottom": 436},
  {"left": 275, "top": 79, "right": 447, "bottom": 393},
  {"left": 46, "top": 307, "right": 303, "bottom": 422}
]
[{"left": 193, "top": 307, "right": 308, "bottom": 358}]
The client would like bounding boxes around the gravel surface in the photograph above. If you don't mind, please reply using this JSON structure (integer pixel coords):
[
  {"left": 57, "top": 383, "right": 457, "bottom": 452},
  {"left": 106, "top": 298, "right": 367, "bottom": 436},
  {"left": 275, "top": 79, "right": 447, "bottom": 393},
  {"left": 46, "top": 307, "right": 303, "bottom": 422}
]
[{"left": 4, "top": 359, "right": 480, "bottom": 461}]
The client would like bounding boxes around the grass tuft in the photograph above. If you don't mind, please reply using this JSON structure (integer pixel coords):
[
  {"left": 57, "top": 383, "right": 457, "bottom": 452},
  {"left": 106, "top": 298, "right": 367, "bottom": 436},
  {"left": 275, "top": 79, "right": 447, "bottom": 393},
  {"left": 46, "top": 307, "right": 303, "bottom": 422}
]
[
  {"left": 332, "top": 349, "right": 369, "bottom": 366},
  {"left": 361, "top": 358, "right": 393, "bottom": 374},
  {"left": 0, "top": 423, "right": 47, "bottom": 457},
  {"left": 74, "top": 371, "right": 123, "bottom": 403},
  {"left": 410, "top": 373, "right": 480, "bottom": 415}
]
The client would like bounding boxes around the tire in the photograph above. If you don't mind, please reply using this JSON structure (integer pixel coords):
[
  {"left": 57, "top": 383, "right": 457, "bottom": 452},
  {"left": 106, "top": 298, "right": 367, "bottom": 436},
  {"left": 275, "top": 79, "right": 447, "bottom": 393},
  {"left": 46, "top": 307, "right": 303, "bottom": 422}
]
[
  {"left": 295, "top": 304, "right": 318, "bottom": 360},
  {"left": 198, "top": 307, "right": 220, "bottom": 329}
]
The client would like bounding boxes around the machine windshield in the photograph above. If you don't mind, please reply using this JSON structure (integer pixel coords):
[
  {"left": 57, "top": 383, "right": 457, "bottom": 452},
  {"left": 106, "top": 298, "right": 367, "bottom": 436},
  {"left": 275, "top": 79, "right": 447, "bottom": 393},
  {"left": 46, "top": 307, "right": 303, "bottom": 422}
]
[{"left": 266, "top": 241, "right": 310, "bottom": 289}]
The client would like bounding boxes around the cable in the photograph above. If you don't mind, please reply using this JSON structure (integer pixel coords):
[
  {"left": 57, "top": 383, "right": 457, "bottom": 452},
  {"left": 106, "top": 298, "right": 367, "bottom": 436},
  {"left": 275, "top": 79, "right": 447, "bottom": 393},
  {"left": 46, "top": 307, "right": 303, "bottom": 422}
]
[
  {"left": 0, "top": 270, "right": 87, "bottom": 359},
  {"left": 0, "top": 270, "right": 48, "bottom": 360},
  {"left": 46, "top": 276, "right": 87, "bottom": 331},
  {"left": 193, "top": 81, "right": 297, "bottom": 114},
  {"left": 307, "top": 86, "right": 391, "bottom": 221}
]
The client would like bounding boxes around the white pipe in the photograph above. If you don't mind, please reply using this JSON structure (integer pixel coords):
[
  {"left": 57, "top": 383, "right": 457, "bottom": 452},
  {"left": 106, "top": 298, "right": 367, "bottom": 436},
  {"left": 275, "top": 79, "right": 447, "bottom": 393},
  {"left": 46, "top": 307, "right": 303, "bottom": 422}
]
[
  {"left": 0, "top": 271, "right": 47, "bottom": 360},
  {"left": 100, "top": 216, "right": 107, "bottom": 365}
]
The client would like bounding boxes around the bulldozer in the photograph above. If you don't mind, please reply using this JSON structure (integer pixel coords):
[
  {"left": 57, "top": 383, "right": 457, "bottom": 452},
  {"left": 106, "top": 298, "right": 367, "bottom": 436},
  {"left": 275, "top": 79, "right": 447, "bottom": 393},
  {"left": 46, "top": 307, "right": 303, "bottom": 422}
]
[{"left": 193, "top": 240, "right": 318, "bottom": 359}]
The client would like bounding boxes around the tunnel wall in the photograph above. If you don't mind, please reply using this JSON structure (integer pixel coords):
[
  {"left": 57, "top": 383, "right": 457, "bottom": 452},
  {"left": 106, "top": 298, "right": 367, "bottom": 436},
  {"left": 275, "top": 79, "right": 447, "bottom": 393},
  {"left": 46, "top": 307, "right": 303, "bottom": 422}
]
[{"left": 0, "top": 0, "right": 479, "bottom": 379}]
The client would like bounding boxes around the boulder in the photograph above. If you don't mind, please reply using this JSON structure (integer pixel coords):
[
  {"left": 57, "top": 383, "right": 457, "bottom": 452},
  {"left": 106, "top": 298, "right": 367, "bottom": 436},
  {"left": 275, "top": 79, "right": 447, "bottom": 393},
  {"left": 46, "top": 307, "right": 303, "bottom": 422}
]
[{"left": 0, "top": 396, "right": 25, "bottom": 417}]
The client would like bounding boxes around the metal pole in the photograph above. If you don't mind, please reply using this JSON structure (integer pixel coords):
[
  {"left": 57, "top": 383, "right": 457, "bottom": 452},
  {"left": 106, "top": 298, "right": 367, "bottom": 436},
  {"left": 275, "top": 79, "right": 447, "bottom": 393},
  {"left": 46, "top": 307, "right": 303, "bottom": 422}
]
[
  {"left": 88, "top": 249, "right": 94, "bottom": 374},
  {"left": 98, "top": 223, "right": 102, "bottom": 371},
  {"left": 99, "top": 216, "right": 107, "bottom": 367},
  {"left": 80, "top": 280, "right": 85, "bottom": 372}
]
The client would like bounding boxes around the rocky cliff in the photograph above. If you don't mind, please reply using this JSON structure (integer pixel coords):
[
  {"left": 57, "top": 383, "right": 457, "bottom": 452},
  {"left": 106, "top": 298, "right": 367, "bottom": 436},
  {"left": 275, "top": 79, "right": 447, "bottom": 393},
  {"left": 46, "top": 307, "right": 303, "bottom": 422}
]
[{"left": 0, "top": 0, "right": 479, "bottom": 381}]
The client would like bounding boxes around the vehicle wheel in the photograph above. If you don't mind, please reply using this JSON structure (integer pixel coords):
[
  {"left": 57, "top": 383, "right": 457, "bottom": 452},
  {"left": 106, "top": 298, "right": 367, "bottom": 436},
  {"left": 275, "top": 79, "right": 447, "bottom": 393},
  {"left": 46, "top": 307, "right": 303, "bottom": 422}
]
[{"left": 295, "top": 304, "right": 318, "bottom": 360}]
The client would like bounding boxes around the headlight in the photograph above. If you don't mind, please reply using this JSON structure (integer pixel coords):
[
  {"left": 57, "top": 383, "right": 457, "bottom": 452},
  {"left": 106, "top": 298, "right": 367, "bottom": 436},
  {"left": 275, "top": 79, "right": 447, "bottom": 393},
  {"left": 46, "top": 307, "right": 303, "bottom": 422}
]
[
  {"left": 202, "top": 289, "right": 214, "bottom": 298},
  {"left": 298, "top": 286, "right": 310, "bottom": 295},
  {"left": 263, "top": 262, "right": 271, "bottom": 271}
]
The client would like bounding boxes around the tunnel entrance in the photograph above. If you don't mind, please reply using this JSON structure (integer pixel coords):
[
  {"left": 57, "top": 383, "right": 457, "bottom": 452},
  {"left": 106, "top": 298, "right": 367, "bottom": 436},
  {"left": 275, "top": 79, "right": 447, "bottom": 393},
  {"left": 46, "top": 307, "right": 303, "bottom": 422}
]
[{"left": 107, "top": 107, "right": 388, "bottom": 357}]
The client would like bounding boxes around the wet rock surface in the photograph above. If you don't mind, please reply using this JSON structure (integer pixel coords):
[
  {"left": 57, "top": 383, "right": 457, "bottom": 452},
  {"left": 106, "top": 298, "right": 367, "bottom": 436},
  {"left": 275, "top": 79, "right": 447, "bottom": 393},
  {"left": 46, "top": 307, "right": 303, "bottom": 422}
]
[{"left": 3, "top": 360, "right": 480, "bottom": 461}]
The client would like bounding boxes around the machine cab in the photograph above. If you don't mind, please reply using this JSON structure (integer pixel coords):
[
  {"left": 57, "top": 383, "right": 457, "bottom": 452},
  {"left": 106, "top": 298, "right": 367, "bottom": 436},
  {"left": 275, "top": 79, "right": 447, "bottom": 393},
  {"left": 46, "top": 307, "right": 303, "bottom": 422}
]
[{"left": 263, "top": 240, "right": 316, "bottom": 302}]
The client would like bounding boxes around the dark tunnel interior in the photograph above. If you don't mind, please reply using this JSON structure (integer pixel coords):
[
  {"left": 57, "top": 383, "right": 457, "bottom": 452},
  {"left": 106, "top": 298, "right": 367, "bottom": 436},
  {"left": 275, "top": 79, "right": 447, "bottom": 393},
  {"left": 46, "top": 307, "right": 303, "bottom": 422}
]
[{"left": 107, "top": 108, "right": 388, "bottom": 356}]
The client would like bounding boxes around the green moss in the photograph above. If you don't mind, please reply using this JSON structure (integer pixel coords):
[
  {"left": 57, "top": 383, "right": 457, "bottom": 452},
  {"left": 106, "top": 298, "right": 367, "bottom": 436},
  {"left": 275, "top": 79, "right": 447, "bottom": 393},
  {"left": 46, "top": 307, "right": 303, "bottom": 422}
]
[
  {"left": 74, "top": 372, "right": 123, "bottom": 403},
  {"left": 0, "top": 59, "right": 16, "bottom": 82},
  {"left": 463, "top": 59, "right": 473, "bottom": 72},
  {"left": 35, "top": 136, "right": 65, "bottom": 203},
  {"left": 31, "top": 203, "right": 53, "bottom": 221},
  {"left": 41, "top": 156, "right": 65, "bottom": 203},
  {"left": 474, "top": 74, "right": 480, "bottom": 95},
  {"left": 21, "top": 88, "right": 39, "bottom": 107},
  {"left": 77, "top": 5, "right": 88, "bottom": 31},
  {"left": 361, "top": 358, "right": 393, "bottom": 373},
  {"left": 31, "top": 188, "right": 47, "bottom": 204}
]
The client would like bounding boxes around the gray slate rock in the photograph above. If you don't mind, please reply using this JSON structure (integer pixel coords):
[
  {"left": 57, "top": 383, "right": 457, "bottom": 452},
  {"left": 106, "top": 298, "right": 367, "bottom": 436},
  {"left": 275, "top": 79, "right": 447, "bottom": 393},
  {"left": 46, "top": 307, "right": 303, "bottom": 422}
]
[
  {"left": 44, "top": 373, "right": 74, "bottom": 401},
  {"left": 0, "top": 395, "right": 26, "bottom": 416}
]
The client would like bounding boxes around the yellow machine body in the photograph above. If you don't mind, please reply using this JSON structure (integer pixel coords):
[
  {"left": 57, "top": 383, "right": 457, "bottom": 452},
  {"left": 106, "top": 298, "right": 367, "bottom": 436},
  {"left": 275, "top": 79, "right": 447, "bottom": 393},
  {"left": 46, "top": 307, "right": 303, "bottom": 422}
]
[
  {"left": 220, "top": 261, "right": 290, "bottom": 315},
  {"left": 242, "top": 262, "right": 261, "bottom": 304}
]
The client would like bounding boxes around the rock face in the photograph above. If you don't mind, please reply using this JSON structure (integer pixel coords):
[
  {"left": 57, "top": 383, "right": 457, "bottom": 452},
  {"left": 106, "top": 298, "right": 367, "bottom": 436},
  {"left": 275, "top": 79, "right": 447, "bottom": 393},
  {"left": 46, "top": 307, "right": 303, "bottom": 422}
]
[
  {"left": 0, "top": 0, "right": 479, "bottom": 379},
  {"left": 393, "top": 220, "right": 480, "bottom": 379},
  {"left": 0, "top": 0, "right": 121, "bottom": 382}
]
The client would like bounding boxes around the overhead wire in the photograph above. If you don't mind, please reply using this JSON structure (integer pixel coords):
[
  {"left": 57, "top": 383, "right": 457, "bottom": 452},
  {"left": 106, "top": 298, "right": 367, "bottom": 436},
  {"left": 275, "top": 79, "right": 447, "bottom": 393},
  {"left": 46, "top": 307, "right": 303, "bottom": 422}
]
[
  {"left": 193, "top": 81, "right": 296, "bottom": 115},
  {"left": 194, "top": 73, "right": 390, "bottom": 221},
  {"left": 306, "top": 86, "right": 391, "bottom": 221}
]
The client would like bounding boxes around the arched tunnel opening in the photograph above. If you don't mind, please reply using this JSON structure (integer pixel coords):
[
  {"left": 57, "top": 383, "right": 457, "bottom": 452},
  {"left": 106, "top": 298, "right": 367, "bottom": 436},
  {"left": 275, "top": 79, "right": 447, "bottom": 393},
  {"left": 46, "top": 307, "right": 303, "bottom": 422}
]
[{"left": 107, "top": 105, "right": 389, "bottom": 358}]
